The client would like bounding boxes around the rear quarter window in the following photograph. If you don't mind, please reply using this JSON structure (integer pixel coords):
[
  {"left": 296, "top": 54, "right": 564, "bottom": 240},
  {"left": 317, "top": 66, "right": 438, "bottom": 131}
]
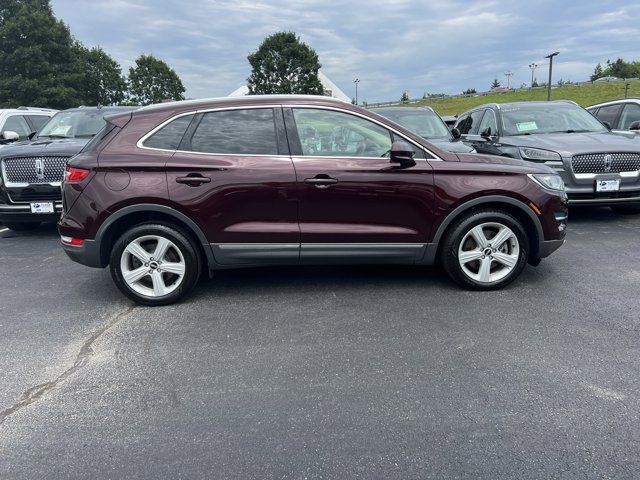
[{"left": 143, "top": 114, "right": 194, "bottom": 150}]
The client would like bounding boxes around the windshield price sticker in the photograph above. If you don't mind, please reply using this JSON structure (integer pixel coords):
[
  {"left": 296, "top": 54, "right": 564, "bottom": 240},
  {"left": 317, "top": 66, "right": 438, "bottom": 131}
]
[{"left": 516, "top": 121, "right": 538, "bottom": 132}]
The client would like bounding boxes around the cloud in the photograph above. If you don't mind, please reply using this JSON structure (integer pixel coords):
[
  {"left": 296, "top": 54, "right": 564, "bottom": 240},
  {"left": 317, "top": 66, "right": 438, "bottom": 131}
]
[{"left": 50, "top": 0, "right": 640, "bottom": 102}]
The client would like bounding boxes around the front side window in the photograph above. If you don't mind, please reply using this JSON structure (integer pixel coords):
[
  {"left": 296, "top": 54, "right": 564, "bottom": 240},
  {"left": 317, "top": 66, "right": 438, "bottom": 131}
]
[
  {"left": 188, "top": 109, "right": 278, "bottom": 155},
  {"left": 457, "top": 111, "right": 483, "bottom": 135},
  {"left": 293, "top": 108, "right": 392, "bottom": 157},
  {"left": 144, "top": 114, "right": 194, "bottom": 150},
  {"left": 478, "top": 109, "right": 498, "bottom": 135},
  {"left": 500, "top": 104, "right": 607, "bottom": 136},
  {"left": 2, "top": 115, "right": 31, "bottom": 138},
  {"left": 620, "top": 103, "right": 640, "bottom": 129},
  {"left": 594, "top": 104, "right": 623, "bottom": 128}
]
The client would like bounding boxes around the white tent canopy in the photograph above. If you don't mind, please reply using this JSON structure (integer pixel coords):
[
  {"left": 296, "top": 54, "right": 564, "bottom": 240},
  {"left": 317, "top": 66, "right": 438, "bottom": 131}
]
[{"left": 228, "top": 71, "right": 350, "bottom": 102}]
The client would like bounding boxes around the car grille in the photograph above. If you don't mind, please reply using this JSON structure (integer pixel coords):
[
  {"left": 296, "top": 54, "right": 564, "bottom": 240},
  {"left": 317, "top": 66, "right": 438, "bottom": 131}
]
[
  {"left": 7, "top": 190, "right": 62, "bottom": 203},
  {"left": 571, "top": 153, "right": 640, "bottom": 174},
  {"left": 1, "top": 156, "right": 70, "bottom": 185}
]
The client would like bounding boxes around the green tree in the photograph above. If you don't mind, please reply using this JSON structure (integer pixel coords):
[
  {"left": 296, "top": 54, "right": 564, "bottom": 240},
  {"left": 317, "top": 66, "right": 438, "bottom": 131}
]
[
  {"left": 590, "top": 63, "right": 604, "bottom": 81},
  {"left": 127, "top": 54, "right": 185, "bottom": 105},
  {"left": 490, "top": 78, "right": 501, "bottom": 89},
  {"left": 0, "top": 0, "right": 82, "bottom": 108},
  {"left": 247, "top": 32, "right": 324, "bottom": 95},
  {"left": 75, "top": 45, "right": 127, "bottom": 105},
  {"left": 463, "top": 88, "right": 477, "bottom": 95},
  {"left": 401, "top": 91, "right": 409, "bottom": 102}
]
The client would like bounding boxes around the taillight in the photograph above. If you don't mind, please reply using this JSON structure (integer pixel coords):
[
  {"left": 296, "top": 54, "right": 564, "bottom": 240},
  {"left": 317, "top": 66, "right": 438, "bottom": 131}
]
[
  {"left": 64, "top": 166, "right": 90, "bottom": 183},
  {"left": 61, "top": 236, "right": 84, "bottom": 246}
]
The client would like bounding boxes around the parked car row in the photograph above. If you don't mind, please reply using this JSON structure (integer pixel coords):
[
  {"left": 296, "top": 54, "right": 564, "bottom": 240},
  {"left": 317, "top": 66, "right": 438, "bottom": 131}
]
[{"left": 1, "top": 94, "right": 636, "bottom": 305}]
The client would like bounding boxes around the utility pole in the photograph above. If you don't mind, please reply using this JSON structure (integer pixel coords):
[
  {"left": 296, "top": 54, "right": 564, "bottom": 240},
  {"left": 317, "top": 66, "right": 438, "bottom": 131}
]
[
  {"left": 625, "top": 83, "right": 631, "bottom": 99},
  {"left": 353, "top": 78, "right": 360, "bottom": 105},
  {"left": 545, "top": 52, "right": 559, "bottom": 101},
  {"left": 529, "top": 63, "right": 538, "bottom": 87},
  {"left": 504, "top": 70, "right": 513, "bottom": 89}
]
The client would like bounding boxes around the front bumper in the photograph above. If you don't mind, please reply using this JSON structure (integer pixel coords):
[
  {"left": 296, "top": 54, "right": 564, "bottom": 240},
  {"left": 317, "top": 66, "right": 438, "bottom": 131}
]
[{"left": 0, "top": 200, "right": 63, "bottom": 222}]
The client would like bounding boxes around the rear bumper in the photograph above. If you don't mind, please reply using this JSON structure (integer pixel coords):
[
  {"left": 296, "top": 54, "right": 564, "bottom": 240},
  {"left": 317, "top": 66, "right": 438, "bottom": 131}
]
[
  {"left": 539, "top": 239, "right": 565, "bottom": 258},
  {"left": 61, "top": 239, "right": 105, "bottom": 268}
]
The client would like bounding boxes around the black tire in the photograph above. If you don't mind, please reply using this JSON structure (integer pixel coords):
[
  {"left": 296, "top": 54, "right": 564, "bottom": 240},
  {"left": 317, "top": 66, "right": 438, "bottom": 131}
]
[
  {"left": 5, "top": 222, "right": 41, "bottom": 231},
  {"left": 611, "top": 204, "right": 640, "bottom": 215},
  {"left": 109, "top": 223, "right": 201, "bottom": 306},
  {"left": 441, "top": 209, "right": 529, "bottom": 290}
]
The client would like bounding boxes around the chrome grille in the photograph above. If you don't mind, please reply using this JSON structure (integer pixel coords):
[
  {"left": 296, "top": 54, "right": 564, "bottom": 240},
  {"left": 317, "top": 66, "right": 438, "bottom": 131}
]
[
  {"left": 571, "top": 153, "right": 640, "bottom": 174},
  {"left": 1, "top": 156, "right": 70, "bottom": 185}
]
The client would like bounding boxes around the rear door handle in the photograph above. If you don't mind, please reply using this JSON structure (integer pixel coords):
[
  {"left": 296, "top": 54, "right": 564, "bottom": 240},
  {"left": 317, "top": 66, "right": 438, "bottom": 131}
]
[
  {"left": 176, "top": 175, "right": 211, "bottom": 186},
  {"left": 304, "top": 176, "right": 338, "bottom": 189}
]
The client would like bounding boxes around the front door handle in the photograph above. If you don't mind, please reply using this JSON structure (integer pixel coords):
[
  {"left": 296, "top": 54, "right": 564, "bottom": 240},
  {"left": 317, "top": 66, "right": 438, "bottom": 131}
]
[
  {"left": 304, "top": 176, "right": 338, "bottom": 189},
  {"left": 176, "top": 174, "right": 211, "bottom": 186}
]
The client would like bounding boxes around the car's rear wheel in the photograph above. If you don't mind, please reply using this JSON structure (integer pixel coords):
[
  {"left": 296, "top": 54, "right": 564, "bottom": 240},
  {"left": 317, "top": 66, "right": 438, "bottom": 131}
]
[
  {"left": 110, "top": 224, "right": 201, "bottom": 306},
  {"left": 441, "top": 210, "right": 529, "bottom": 290},
  {"left": 4, "top": 222, "right": 41, "bottom": 231},
  {"left": 611, "top": 204, "right": 640, "bottom": 214}
]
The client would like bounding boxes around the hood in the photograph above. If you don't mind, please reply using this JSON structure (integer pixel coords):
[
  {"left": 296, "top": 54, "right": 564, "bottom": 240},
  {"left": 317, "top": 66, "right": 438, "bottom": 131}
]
[
  {"left": 456, "top": 152, "right": 555, "bottom": 174},
  {"left": 0, "top": 137, "right": 89, "bottom": 158},
  {"left": 428, "top": 138, "right": 476, "bottom": 153},
  {"left": 502, "top": 131, "right": 640, "bottom": 156}
]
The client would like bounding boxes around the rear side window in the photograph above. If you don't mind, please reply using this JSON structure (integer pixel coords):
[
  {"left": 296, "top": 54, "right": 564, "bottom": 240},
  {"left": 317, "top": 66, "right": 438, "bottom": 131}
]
[
  {"left": 80, "top": 123, "right": 116, "bottom": 153},
  {"left": 189, "top": 108, "right": 278, "bottom": 155},
  {"left": 594, "top": 104, "right": 623, "bottom": 127},
  {"left": 144, "top": 114, "right": 194, "bottom": 150}
]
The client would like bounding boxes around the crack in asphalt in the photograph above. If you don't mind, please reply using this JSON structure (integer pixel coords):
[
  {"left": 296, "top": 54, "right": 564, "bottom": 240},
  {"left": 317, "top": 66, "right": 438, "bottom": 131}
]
[{"left": 0, "top": 304, "right": 137, "bottom": 427}]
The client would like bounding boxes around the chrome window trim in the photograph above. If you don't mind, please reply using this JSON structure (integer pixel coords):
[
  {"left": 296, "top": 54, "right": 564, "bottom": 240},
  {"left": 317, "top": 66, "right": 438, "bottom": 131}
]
[{"left": 137, "top": 104, "right": 443, "bottom": 161}]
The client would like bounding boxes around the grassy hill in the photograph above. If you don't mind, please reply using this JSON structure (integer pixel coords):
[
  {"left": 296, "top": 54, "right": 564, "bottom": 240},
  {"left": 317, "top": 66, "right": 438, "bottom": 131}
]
[{"left": 385, "top": 80, "right": 640, "bottom": 116}]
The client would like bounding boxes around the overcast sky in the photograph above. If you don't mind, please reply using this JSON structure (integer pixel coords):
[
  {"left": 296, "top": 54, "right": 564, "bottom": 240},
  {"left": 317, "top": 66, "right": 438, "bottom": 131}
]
[{"left": 51, "top": 0, "right": 639, "bottom": 103}]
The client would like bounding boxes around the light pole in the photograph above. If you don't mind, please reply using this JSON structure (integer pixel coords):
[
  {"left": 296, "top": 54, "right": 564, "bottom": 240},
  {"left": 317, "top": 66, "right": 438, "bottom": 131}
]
[
  {"left": 353, "top": 78, "right": 360, "bottom": 105},
  {"left": 545, "top": 52, "right": 559, "bottom": 101},
  {"left": 504, "top": 70, "right": 513, "bottom": 89},
  {"left": 529, "top": 62, "right": 538, "bottom": 87}
]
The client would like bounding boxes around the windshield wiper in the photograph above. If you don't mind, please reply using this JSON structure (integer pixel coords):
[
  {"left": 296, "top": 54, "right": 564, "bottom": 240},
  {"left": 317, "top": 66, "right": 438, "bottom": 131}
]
[
  {"left": 548, "top": 129, "right": 593, "bottom": 134},
  {"left": 39, "top": 134, "right": 72, "bottom": 139}
]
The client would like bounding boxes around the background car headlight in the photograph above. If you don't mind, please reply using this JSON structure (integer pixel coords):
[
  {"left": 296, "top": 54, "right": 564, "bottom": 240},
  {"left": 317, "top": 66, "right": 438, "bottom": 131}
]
[
  {"left": 528, "top": 173, "right": 565, "bottom": 192},
  {"left": 519, "top": 147, "right": 562, "bottom": 162}
]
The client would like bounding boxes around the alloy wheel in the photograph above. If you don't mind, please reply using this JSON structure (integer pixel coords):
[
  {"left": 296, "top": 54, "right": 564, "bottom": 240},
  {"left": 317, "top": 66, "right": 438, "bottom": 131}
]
[
  {"left": 457, "top": 222, "right": 520, "bottom": 284},
  {"left": 120, "top": 235, "right": 186, "bottom": 297}
]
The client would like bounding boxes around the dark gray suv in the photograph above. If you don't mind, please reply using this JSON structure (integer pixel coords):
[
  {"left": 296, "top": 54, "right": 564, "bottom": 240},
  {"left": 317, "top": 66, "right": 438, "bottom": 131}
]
[{"left": 455, "top": 101, "right": 640, "bottom": 213}]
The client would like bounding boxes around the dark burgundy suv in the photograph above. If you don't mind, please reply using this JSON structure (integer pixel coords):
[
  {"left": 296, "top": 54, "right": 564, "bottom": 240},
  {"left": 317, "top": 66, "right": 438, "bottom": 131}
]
[{"left": 59, "top": 95, "right": 568, "bottom": 305}]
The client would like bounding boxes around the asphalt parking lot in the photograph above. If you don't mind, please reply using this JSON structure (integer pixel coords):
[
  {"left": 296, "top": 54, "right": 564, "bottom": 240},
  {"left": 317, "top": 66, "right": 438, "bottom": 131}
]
[{"left": 0, "top": 208, "right": 639, "bottom": 479}]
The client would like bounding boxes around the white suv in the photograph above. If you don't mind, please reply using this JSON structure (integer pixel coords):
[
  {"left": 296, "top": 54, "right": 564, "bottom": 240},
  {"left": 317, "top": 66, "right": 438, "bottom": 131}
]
[{"left": 0, "top": 107, "right": 57, "bottom": 145}]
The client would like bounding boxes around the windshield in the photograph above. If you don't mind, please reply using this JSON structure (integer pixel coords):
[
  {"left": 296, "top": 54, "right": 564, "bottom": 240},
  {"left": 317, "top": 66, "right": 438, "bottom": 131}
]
[
  {"left": 501, "top": 104, "right": 607, "bottom": 136},
  {"left": 38, "top": 110, "right": 110, "bottom": 139},
  {"left": 376, "top": 109, "right": 451, "bottom": 139}
]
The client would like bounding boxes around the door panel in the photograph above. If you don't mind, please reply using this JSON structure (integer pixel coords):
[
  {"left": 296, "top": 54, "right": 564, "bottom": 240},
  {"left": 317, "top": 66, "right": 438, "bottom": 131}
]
[
  {"left": 164, "top": 107, "right": 299, "bottom": 265},
  {"left": 285, "top": 107, "right": 436, "bottom": 262}
]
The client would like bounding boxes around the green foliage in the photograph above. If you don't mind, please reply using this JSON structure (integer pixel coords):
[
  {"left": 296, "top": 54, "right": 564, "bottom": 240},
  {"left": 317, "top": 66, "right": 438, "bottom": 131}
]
[
  {"left": 0, "top": 0, "right": 82, "bottom": 108},
  {"left": 75, "top": 45, "right": 127, "bottom": 105},
  {"left": 463, "top": 88, "right": 477, "bottom": 95},
  {"left": 490, "top": 78, "right": 501, "bottom": 89},
  {"left": 400, "top": 91, "right": 409, "bottom": 102},
  {"left": 128, "top": 54, "right": 185, "bottom": 105},
  {"left": 247, "top": 32, "right": 324, "bottom": 95},
  {"left": 407, "top": 80, "right": 640, "bottom": 116},
  {"left": 531, "top": 79, "right": 539, "bottom": 88},
  {"left": 591, "top": 58, "right": 640, "bottom": 81}
]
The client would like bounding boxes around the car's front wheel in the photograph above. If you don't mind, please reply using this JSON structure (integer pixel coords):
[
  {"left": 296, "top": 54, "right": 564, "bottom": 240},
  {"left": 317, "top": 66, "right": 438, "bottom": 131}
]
[
  {"left": 441, "top": 210, "right": 529, "bottom": 290},
  {"left": 110, "top": 224, "right": 201, "bottom": 306}
]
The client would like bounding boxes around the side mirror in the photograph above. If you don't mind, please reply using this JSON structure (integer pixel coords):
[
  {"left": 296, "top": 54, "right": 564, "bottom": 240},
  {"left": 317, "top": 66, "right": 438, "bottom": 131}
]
[
  {"left": 629, "top": 121, "right": 640, "bottom": 131},
  {"left": 480, "top": 127, "right": 493, "bottom": 138},
  {"left": 601, "top": 121, "right": 612, "bottom": 131},
  {"left": 2, "top": 131, "right": 19, "bottom": 142},
  {"left": 451, "top": 127, "right": 461, "bottom": 139},
  {"left": 389, "top": 141, "right": 416, "bottom": 168}
]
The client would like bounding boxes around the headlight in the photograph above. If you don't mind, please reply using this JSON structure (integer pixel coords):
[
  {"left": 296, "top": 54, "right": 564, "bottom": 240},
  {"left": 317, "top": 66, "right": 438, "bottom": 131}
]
[
  {"left": 519, "top": 147, "right": 562, "bottom": 162},
  {"left": 528, "top": 173, "right": 565, "bottom": 192}
]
